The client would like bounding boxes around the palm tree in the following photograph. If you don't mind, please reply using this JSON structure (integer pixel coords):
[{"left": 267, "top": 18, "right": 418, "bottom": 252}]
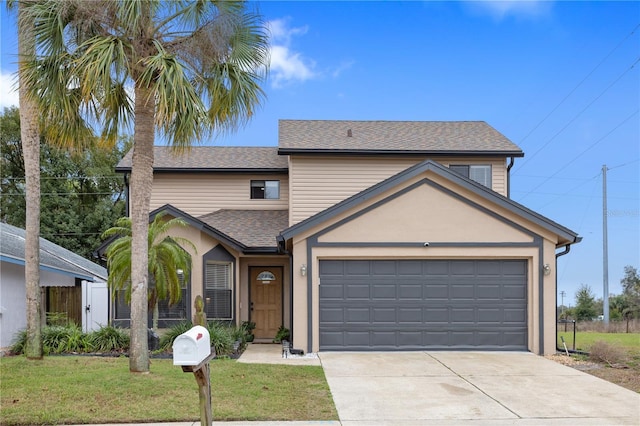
[
  {"left": 16, "top": 0, "right": 43, "bottom": 360},
  {"left": 21, "top": 0, "right": 269, "bottom": 372},
  {"left": 102, "top": 212, "right": 196, "bottom": 332}
]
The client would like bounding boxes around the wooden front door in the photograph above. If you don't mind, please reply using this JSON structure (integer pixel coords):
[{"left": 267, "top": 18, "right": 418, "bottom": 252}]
[{"left": 250, "top": 267, "right": 282, "bottom": 339}]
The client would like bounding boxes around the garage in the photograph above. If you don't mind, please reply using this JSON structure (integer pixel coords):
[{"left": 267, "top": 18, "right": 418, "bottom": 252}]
[{"left": 319, "top": 259, "right": 528, "bottom": 351}]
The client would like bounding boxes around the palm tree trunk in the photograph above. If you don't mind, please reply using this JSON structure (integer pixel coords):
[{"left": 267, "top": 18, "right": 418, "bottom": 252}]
[
  {"left": 128, "top": 83, "right": 155, "bottom": 373},
  {"left": 18, "top": 0, "right": 43, "bottom": 360}
]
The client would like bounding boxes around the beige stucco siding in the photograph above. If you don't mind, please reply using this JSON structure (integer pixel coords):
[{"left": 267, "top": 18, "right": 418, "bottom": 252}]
[
  {"left": 162, "top": 218, "right": 291, "bottom": 330},
  {"left": 287, "top": 169, "right": 562, "bottom": 355},
  {"left": 318, "top": 183, "right": 532, "bottom": 244},
  {"left": 289, "top": 156, "right": 508, "bottom": 225},
  {"left": 149, "top": 173, "right": 289, "bottom": 217}
]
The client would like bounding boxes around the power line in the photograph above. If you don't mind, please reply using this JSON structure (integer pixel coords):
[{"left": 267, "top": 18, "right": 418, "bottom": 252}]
[
  {"left": 516, "top": 108, "right": 639, "bottom": 202},
  {"left": 514, "top": 56, "right": 640, "bottom": 173},
  {"left": 516, "top": 23, "right": 640, "bottom": 152}
]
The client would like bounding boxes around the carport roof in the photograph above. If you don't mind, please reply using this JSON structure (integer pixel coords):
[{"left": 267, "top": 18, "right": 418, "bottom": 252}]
[
  {"left": 278, "top": 120, "right": 524, "bottom": 156},
  {"left": 0, "top": 223, "right": 107, "bottom": 281},
  {"left": 279, "top": 160, "right": 581, "bottom": 246}
]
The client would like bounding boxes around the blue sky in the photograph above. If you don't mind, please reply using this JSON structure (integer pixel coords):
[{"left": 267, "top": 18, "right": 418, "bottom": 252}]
[{"left": 1, "top": 1, "right": 638, "bottom": 306}]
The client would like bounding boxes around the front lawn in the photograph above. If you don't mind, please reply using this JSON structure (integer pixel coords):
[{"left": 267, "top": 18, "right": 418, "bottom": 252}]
[
  {"left": 0, "top": 356, "right": 337, "bottom": 425},
  {"left": 557, "top": 331, "right": 640, "bottom": 354}
]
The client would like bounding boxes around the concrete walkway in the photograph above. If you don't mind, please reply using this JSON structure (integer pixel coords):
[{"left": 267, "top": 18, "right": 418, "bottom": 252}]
[{"left": 320, "top": 351, "right": 640, "bottom": 425}]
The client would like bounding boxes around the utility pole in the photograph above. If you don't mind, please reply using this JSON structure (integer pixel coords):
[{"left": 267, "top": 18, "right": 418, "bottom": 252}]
[
  {"left": 602, "top": 164, "right": 609, "bottom": 324},
  {"left": 560, "top": 290, "right": 566, "bottom": 316}
]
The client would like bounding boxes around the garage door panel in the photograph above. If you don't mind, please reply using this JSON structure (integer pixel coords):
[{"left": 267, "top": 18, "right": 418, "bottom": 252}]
[
  {"left": 398, "top": 283, "right": 422, "bottom": 299},
  {"left": 424, "top": 307, "right": 449, "bottom": 323},
  {"left": 451, "top": 284, "right": 475, "bottom": 299},
  {"left": 425, "top": 284, "right": 449, "bottom": 299},
  {"left": 372, "top": 284, "right": 396, "bottom": 299},
  {"left": 345, "top": 260, "right": 371, "bottom": 275},
  {"left": 320, "top": 307, "right": 344, "bottom": 323},
  {"left": 398, "top": 308, "right": 422, "bottom": 323},
  {"left": 451, "top": 308, "right": 475, "bottom": 323},
  {"left": 476, "top": 261, "right": 502, "bottom": 275},
  {"left": 319, "top": 259, "right": 527, "bottom": 351},
  {"left": 319, "top": 283, "right": 344, "bottom": 299},
  {"left": 477, "top": 308, "right": 502, "bottom": 323},
  {"left": 346, "top": 284, "right": 370, "bottom": 299},
  {"left": 372, "top": 308, "right": 396, "bottom": 323},
  {"left": 319, "top": 260, "right": 345, "bottom": 275},
  {"left": 397, "top": 260, "right": 423, "bottom": 275},
  {"left": 504, "top": 308, "right": 527, "bottom": 323},
  {"left": 371, "top": 260, "right": 397, "bottom": 275},
  {"left": 345, "top": 308, "right": 369, "bottom": 323}
]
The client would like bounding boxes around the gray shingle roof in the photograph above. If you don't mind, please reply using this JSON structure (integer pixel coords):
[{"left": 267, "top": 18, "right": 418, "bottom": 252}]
[
  {"left": 116, "top": 146, "right": 288, "bottom": 171},
  {"left": 198, "top": 210, "right": 288, "bottom": 248},
  {"left": 278, "top": 120, "right": 523, "bottom": 154},
  {"left": 0, "top": 223, "right": 107, "bottom": 281}
]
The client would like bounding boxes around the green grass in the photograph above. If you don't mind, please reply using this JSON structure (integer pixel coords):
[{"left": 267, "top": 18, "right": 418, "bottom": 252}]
[
  {"left": 557, "top": 331, "right": 640, "bottom": 352},
  {"left": 0, "top": 356, "right": 337, "bottom": 425}
]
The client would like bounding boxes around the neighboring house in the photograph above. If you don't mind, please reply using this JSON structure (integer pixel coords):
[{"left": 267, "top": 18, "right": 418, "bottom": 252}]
[
  {"left": 0, "top": 223, "right": 108, "bottom": 347},
  {"left": 114, "top": 120, "right": 581, "bottom": 355}
]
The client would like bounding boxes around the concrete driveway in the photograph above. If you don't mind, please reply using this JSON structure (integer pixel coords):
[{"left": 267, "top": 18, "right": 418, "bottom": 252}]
[{"left": 319, "top": 351, "right": 640, "bottom": 425}]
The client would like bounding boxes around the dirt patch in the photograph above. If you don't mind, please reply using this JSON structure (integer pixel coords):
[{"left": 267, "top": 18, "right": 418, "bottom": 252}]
[{"left": 547, "top": 353, "right": 640, "bottom": 393}]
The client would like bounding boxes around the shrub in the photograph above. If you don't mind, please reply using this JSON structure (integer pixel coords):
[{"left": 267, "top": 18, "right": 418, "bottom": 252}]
[
  {"left": 588, "top": 340, "right": 628, "bottom": 367},
  {"left": 207, "top": 321, "right": 235, "bottom": 356},
  {"left": 41, "top": 324, "right": 91, "bottom": 354},
  {"left": 89, "top": 325, "right": 129, "bottom": 352},
  {"left": 10, "top": 329, "right": 27, "bottom": 354}
]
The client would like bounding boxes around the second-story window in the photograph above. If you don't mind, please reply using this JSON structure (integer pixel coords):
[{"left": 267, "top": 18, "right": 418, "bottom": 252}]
[
  {"left": 449, "top": 165, "right": 492, "bottom": 188},
  {"left": 251, "top": 180, "right": 280, "bottom": 199}
]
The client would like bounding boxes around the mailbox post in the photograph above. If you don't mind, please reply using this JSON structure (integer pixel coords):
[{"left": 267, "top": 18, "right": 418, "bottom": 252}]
[{"left": 173, "top": 325, "right": 215, "bottom": 425}]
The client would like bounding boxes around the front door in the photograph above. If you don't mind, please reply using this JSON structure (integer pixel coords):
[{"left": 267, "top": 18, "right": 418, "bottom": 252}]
[{"left": 249, "top": 266, "right": 282, "bottom": 339}]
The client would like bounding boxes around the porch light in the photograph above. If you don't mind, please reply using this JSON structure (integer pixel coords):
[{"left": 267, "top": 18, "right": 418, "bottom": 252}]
[
  {"left": 543, "top": 264, "right": 551, "bottom": 276},
  {"left": 300, "top": 264, "right": 307, "bottom": 277}
]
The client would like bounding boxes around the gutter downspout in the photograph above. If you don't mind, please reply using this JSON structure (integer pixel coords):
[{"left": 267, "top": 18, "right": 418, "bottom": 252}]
[
  {"left": 277, "top": 235, "right": 294, "bottom": 345},
  {"left": 555, "top": 242, "right": 575, "bottom": 353},
  {"left": 506, "top": 157, "right": 515, "bottom": 198}
]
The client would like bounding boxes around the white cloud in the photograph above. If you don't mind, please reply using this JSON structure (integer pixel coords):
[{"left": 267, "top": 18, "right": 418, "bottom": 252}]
[
  {"left": 466, "top": 1, "right": 553, "bottom": 21},
  {"left": 0, "top": 70, "right": 19, "bottom": 109},
  {"left": 267, "top": 18, "right": 317, "bottom": 88}
]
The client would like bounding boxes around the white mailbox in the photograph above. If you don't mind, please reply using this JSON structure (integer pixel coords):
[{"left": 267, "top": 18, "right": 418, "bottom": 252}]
[{"left": 172, "top": 325, "right": 211, "bottom": 366}]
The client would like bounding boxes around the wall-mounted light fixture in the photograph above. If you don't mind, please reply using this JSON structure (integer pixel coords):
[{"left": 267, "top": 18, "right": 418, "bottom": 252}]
[
  {"left": 543, "top": 264, "right": 551, "bottom": 276},
  {"left": 300, "top": 264, "right": 307, "bottom": 277}
]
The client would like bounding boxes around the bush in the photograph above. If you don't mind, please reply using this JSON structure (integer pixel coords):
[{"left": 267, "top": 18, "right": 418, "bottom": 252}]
[
  {"left": 10, "top": 329, "right": 27, "bottom": 354},
  {"left": 588, "top": 340, "right": 628, "bottom": 367},
  {"left": 89, "top": 325, "right": 129, "bottom": 352},
  {"left": 207, "top": 321, "right": 235, "bottom": 356},
  {"left": 42, "top": 324, "right": 91, "bottom": 354}
]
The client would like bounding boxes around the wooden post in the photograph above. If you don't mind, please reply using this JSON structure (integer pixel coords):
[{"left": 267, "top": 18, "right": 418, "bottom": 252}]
[{"left": 181, "top": 351, "right": 215, "bottom": 426}]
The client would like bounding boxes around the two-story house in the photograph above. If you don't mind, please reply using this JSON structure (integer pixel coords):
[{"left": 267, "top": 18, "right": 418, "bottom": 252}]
[{"left": 114, "top": 120, "right": 581, "bottom": 355}]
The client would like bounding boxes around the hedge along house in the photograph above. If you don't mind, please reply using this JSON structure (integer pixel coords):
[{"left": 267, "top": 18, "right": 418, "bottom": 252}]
[{"left": 114, "top": 120, "right": 581, "bottom": 354}]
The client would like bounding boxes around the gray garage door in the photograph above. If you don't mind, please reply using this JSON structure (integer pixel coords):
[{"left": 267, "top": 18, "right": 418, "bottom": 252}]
[{"left": 319, "top": 259, "right": 527, "bottom": 351}]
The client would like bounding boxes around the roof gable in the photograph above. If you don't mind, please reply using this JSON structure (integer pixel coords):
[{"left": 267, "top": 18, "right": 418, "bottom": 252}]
[
  {"left": 148, "top": 205, "right": 286, "bottom": 252},
  {"left": 278, "top": 120, "right": 523, "bottom": 156},
  {"left": 280, "top": 160, "right": 580, "bottom": 246}
]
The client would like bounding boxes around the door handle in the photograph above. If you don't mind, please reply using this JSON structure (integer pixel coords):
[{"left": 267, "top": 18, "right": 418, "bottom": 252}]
[
  {"left": 85, "top": 304, "right": 91, "bottom": 312},
  {"left": 250, "top": 302, "right": 254, "bottom": 311}
]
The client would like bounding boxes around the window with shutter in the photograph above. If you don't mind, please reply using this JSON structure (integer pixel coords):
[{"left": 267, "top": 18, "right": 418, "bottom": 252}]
[{"left": 205, "top": 262, "right": 233, "bottom": 319}]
